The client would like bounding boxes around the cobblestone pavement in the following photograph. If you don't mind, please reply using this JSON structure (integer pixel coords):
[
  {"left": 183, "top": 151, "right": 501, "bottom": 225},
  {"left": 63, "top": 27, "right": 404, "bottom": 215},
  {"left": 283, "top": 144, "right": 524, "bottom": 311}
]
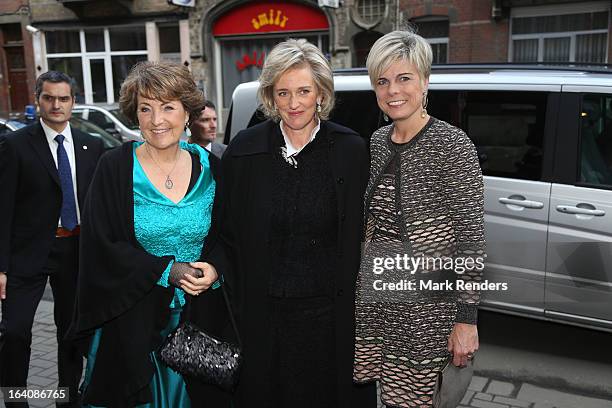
[{"left": 1, "top": 300, "right": 612, "bottom": 408}]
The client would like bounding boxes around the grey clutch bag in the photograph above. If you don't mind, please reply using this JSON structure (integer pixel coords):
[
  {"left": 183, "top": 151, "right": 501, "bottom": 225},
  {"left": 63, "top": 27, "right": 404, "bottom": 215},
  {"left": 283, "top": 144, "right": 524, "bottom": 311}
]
[{"left": 432, "top": 357, "right": 474, "bottom": 408}]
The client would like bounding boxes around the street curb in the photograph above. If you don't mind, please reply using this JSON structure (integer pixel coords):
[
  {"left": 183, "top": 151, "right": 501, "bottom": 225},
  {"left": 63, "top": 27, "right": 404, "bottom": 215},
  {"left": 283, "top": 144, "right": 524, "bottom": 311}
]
[{"left": 475, "top": 369, "right": 612, "bottom": 402}]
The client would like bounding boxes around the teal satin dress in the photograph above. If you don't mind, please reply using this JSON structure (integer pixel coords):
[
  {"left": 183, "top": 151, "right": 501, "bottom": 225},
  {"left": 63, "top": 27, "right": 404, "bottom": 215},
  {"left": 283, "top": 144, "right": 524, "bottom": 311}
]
[{"left": 81, "top": 141, "right": 216, "bottom": 407}]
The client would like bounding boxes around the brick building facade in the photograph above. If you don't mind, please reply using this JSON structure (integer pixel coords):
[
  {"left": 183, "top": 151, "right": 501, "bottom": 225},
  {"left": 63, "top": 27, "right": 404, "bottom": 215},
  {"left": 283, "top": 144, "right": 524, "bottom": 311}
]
[
  {"left": 0, "top": 0, "right": 610, "bottom": 126},
  {"left": 0, "top": 0, "right": 36, "bottom": 116}
]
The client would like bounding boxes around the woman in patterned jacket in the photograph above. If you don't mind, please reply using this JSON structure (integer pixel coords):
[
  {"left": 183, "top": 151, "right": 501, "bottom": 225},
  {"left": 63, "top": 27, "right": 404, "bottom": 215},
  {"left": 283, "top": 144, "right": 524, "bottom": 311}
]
[{"left": 353, "top": 29, "right": 486, "bottom": 407}]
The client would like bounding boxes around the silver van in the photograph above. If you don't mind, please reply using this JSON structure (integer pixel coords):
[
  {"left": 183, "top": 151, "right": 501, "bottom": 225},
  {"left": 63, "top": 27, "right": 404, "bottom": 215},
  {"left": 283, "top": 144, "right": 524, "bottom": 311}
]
[{"left": 224, "top": 65, "right": 612, "bottom": 332}]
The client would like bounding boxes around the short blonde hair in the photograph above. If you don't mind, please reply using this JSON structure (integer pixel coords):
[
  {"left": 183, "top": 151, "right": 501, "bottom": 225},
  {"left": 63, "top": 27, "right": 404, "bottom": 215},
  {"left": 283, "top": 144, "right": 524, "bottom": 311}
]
[
  {"left": 258, "top": 39, "right": 335, "bottom": 121},
  {"left": 119, "top": 61, "right": 205, "bottom": 125},
  {"left": 366, "top": 30, "right": 433, "bottom": 87}
]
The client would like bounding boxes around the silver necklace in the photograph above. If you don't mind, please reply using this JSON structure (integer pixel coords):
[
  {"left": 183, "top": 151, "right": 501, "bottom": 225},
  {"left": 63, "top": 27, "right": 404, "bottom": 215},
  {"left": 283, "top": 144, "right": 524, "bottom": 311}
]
[{"left": 145, "top": 143, "right": 181, "bottom": 189}]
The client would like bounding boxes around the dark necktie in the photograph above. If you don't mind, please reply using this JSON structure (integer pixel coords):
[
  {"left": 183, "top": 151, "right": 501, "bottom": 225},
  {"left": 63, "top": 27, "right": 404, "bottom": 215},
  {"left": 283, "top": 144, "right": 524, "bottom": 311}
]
[{"left": 55, "top": 134, "right": 78, "bottom": 230}]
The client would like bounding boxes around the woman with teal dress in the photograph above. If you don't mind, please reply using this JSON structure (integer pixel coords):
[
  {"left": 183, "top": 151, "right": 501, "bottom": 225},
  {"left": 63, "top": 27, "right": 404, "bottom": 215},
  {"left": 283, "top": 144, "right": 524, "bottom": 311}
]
[{"left": 69, "top": 61, "right": 230, "bottom": 407}]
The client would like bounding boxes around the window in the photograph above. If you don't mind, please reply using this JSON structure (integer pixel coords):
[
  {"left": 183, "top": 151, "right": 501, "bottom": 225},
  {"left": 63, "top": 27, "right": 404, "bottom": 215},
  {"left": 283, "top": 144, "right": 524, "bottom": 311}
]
[
  {"left": 411, "top": 17, "right": 449, "bottom": 64},
  {"left": 45, "top": 30, "right": 80, "bottom": 53},
  {"left": 47, "top": 57, "right": 85, "bottom": 103},
  {"left": 427, "top": 90, "right": 548, "bottom": 181},
  {"left": 84, "top": 29, "right": 105, "bottom": 52},
  {"left": 353, "top": 31, "right": 383, "bottom": 67},
  {"left": 45, "top": 26, "right": 148, "bottom": 104},
  {"left": 109, "top": 26, "right": 146, "bottom": 52},
  {"left": 2, "top": 24, "right": 22, "bottom": 44},
  {"left": 332, "top": 91, "right": 381, "bottom": 141},
  {"left": 245, "top": 89, "right": 549, "bottom": 180},
  {"left": 159, "top": 25, "right": 180, "bottom": 53},
  {"left": 111, "top": 55, "right": 148, "bottom": 101},
  {"left": 511, "top": 8, "right": 609, "bottom": 63},
  {"left": 159, "top": 23, "right": 180, "bottom": 63},
  {"left": 579, "top": 94, "right": 612, "bottom": 186},
  {"left": 356, "top": 0, "right": 386, "bottom": 25}
]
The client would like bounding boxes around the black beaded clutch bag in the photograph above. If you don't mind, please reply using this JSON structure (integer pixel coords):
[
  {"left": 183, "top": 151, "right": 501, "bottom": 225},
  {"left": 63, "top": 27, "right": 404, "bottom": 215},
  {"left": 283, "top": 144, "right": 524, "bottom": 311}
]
[{"left": 160, "top": 286, "right": 242, "bottom": 391}]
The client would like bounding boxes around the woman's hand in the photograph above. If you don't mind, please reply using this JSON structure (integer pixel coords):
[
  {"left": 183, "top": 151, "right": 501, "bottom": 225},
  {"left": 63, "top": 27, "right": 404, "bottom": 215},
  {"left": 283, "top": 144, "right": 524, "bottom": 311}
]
[
  {"left": 179, "top": 262, "right": 219, "bottom": 296},
  {"left": 448, "top": 323, "right": 479, "bottom": 368}
]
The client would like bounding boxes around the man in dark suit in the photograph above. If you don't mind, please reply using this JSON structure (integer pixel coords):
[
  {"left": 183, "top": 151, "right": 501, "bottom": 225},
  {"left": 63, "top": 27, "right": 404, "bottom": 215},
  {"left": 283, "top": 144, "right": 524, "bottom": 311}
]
[
  {"left": 188, "top": 100, "right": 227, "bottom": 159},
  {"left": 0, "top": 71, "right": 104, "bottom": 407}
]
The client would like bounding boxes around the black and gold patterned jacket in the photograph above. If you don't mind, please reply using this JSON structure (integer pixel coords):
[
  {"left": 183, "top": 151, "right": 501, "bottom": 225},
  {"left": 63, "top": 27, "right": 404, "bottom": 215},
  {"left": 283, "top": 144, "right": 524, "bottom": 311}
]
[{"left": 363, "top": 117, "right": 486, "bottom": 324}]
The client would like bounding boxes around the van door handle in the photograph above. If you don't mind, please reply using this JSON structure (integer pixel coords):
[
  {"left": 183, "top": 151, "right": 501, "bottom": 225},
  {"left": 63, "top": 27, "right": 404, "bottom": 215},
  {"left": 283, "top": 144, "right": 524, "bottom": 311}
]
[
  {"left": 556, "top": 205, "right": 605, "bottom": 216},
  {"left": 498, "top": 197, "right": 544, "bottom": 209}
]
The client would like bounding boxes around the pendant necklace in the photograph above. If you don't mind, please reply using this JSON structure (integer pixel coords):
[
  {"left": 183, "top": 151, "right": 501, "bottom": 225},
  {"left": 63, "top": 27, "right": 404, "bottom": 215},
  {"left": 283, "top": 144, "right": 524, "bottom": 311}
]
[{"left": 145, "top": 143, "right": 181, "bottom": 189}]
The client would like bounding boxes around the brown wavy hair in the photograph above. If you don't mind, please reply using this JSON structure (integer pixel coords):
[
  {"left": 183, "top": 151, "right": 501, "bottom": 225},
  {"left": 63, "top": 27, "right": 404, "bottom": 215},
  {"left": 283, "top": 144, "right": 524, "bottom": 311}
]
[{"left": 119, "top": 61, "right": 205, "bottom": 126}]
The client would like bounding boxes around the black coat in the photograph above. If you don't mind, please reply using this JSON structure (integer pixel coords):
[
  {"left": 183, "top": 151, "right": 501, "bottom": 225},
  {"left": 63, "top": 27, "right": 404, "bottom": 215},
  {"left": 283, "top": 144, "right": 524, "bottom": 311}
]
[
  {"left": 205, "top": 120, "right": 376, "bottom": 408},
  {"left": 70, "top": 142, "right": 230, "bottom": 407},
  {"left": 0, "top": 122, "right": 104, "bottom": 277}
]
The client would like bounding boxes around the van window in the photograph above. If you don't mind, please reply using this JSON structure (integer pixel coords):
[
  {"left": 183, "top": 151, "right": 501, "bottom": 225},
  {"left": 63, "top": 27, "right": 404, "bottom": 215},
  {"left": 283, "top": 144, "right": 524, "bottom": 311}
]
[
  {"left": 332, "top": 91, "right": 382, "bottom": 141},
  {"left": 429, "top": 90, "right": 548, "bottom": 181},
  {"left": 579, "top": 94, "right": 612, "bottom": 187}
]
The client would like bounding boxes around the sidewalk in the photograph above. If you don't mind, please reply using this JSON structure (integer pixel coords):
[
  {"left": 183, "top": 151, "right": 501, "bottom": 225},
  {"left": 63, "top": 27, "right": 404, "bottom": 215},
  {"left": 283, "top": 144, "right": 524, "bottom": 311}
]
[{"left": 2, "top": 300, "right": 612, "bottom": 408}]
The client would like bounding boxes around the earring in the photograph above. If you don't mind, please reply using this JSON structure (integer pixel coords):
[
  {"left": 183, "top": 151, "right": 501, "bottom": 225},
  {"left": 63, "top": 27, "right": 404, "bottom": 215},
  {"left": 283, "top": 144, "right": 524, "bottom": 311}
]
[
  {"left": 316, "top": 102, "right": 322, "bottom": 114},
  {"left": 421, "top": 92, "right": 428, "bottom": 119},
  {"left": 383, "top": 113, "right": 389, "bottom": 122}
]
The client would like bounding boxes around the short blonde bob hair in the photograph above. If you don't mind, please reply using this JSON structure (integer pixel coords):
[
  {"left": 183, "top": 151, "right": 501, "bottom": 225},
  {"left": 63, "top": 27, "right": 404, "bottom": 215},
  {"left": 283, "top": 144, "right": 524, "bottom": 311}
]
[
  {"left": 258, "top": 39, "right": 335, "bottom": 121},
  {"left": 366, "top": 30, "right": 433, "bottom": 87},
  {"left": 119, "top": 61, "right": 205, "bottom": 126}
]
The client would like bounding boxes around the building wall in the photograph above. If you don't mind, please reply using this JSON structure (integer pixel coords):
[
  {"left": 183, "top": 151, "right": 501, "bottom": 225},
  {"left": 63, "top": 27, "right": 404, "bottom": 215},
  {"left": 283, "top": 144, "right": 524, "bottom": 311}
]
[
  {"left": 401, "top": 0, "right": 510, "bottom": 62},
  {"left": 186, "top": 0, "right": 405, "bottom": 125},
  {"left": 30, "top": 0, "right": 177, "bottom": 22},
  {"left": 13, "top": 0, "right": 611, "bottom": 120},
  {"left": 27, "top": 0, "right": 189, "bottom": 106},
  {"left": 0, "top": 0, "right": 36, "bottom": 115}
]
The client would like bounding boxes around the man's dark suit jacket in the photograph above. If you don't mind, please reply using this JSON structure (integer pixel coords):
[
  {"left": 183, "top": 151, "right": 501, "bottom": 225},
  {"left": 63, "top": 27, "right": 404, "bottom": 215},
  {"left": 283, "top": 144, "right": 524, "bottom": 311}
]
[{"left": 0, "top": 122, "right": 105, "bottom": 278}]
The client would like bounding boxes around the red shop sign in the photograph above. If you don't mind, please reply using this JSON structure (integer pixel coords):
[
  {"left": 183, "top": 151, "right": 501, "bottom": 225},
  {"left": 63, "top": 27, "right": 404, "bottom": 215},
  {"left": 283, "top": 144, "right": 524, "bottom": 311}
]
[{"left": 213, "top": 2, "right": 329, "bottom": 36}]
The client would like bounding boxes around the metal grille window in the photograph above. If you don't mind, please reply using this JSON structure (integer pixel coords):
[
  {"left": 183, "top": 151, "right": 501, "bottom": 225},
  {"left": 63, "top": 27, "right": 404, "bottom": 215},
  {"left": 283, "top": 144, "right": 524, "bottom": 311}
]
[
  {"left": 412, "top": 17, "right": 449, "bottom": 64},
  {"left": 357, "top": 0, "right": 386, "bottom": 25},
  {"left": 511, "top": 9, "right": 609, "bottom": 63}
]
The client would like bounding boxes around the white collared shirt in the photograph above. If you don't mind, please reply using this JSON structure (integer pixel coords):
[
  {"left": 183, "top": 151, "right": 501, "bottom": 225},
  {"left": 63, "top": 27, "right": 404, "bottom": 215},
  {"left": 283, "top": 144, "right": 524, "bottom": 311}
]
[
  {"left": 279, "top": 118, "right": 321, "bottom": 157},
  {"left": 203, "top": 142, "right": 212, "bottom": 152},
  {"left": 40, "top": 118, "right": 81, "bottom": 226}
]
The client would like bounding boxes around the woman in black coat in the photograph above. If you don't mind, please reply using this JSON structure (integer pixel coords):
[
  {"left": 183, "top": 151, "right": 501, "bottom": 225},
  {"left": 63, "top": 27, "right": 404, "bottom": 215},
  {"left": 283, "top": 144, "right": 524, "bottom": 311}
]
[{"left": 205, "top": 39, "right": 376, "bottom": 408}]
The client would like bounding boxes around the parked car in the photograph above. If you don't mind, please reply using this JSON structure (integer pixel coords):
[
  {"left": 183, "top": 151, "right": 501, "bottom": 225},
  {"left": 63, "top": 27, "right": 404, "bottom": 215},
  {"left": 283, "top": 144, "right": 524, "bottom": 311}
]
[
  {"left": 0, "top": 117, "right": 26, "bottom": 135},
  {"left": 69, "top": 116, "right": 122, "bottom": 150},
  {"left": 73, "top": 104, "right": 141, "bottom": 141},
  {"left": 225, "top": 64, "right": 612, "bottom": 333},
  {"left": 1, "top": 115, "right": 121, "bottom": 150}
]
